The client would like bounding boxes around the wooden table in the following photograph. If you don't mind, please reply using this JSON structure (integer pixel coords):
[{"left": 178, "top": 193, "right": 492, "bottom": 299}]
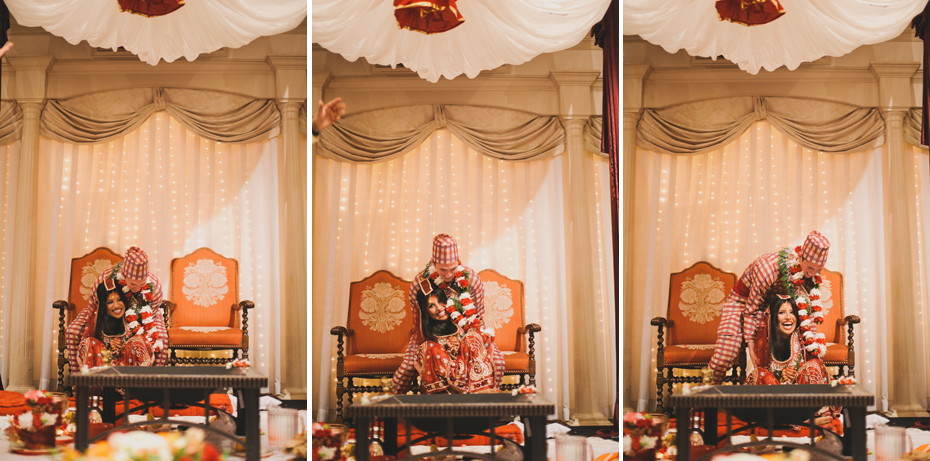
[
  {"left": 70, "top": 366, "right": 267, "bottom": 461},
  {"left": 347, "top": 393, "right": 554, "bottom": 461},
  {"left": 669, "top": 384, "right": 874, "bottom": 461}
]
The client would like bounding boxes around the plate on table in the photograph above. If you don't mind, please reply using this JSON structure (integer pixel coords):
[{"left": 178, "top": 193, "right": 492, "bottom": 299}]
[
  {"left": 232, "top": 449, "right": 274, "bottom": 458},
  {"left": 10, "top": 446, "right": 59, "bottom": 456}
]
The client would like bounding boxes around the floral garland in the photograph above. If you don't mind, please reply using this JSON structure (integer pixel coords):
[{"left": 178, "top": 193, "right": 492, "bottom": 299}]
[
  {"left": 107, "top": 263, "right": 163, "bottom": 353},
  {"left": 423, "top": 262, "right": 482, "bottom": 332},
  {"left": 777, "top": 247, "right": 826, "bottom": 358}
]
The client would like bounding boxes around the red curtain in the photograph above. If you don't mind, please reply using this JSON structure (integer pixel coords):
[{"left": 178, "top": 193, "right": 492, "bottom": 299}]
[
  {"left": 394, "top": 0, "right": 464, "bottom": 35},
  {"left": 913, "top": 4, "right": 930, "bottom": 147},
  {"left": 716, "top": 0, "right": 785, "bottom": 26},
  {"left": 118, "top": 0, "right": 184, "bottom": 17}
]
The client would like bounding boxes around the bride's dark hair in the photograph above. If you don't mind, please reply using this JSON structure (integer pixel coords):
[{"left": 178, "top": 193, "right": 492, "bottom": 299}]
[
  {"left": 768, "top": 295, "right": 800, "bottom": 362},
  {"left": 416, "top": 287, "right": 456, "bottom": 341},
  {"left": 94, "top": 282, "right": 129, "bottom": 339}
]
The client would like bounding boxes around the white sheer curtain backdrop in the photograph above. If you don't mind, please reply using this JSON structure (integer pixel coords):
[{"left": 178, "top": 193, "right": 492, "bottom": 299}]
[
  {"left": 313, "top": 128, "right": 621, "bottom": 421},
  {"left": 32, "top": 112, "right": 282, "bottom": 391},
  {"left": 629, "top": 120, "right": 886, "bottom": 411},
  {"left": 585, "top": 150, "right": 617, "bottom": 418},
  {"left": 909, "top": 144, "right": 930, "bottom": 410},
  {"left": 0, "top": 141, "right": 21, "bottom": 390}
]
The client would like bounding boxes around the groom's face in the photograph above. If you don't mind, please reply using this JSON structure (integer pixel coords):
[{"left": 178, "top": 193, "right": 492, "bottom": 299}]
[
  {"left": 434, "top": 261, "right": 458, "bottom": 281},
  {"left": 799, "top": 260, "right": 824, "bottom": 279}
]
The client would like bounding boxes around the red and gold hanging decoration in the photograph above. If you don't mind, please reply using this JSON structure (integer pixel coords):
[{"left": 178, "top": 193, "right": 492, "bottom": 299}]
[
  {"left": 716, "top": 0, "right": 785, "bottom": 26},
  {"left": 118, "top": 0, "right": 185, "bottom": 18},
  {"left": 394, "top": 0, "right": 464, "bottom": 35}
]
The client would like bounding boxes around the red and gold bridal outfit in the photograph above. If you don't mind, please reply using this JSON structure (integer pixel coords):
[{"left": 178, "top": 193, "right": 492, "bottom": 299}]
[{"left": 415, "top": 326, "right": 496, "bottom": 394}]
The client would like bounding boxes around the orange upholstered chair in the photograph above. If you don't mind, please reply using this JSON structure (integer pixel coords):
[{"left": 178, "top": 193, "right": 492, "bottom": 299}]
[
  {"left": 164, "top": 248, "right": 254, "bottom": 365},
  {"left": 52, "top": 247, "right": 124, "bottom": 392},
  {"left": 477, "top": 269, "right": 541, "bottom": 391},
  {"left": 816, "top": 268, "right": 859, "bottom": 378},
  {"left": 651, "top": 261, "right": 743, "bottom": 414},
  {"left": 330, "top": 270, "right": 414, "bottom": 422}
]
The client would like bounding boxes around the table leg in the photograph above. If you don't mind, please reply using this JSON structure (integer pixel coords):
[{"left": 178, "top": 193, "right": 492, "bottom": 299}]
[
  {"left": 703, "top": 407, "right": 718, "bottom": 446},
  {"left": 677, "top": 405, "right": 692, "bottom": 461},
  {"left": 383, "top": 417, "right": 397, "bottom": 456},
  {"left": 356, "top": 417, "right": 371, "bottom": 461},
  {"left": 242, "top": 389, "right": 260, "bottom": 461},
  {"left": 847, "top": 406, "right": 866, "bottom": 461},
  {"left": 525, "top": 415, "right": 546, "bottom": 461},
  {"left": 75, "top": 385, "right": 89, "bottom": 451},
  {"left": 103, "top": 386, "right": 117, "bottom": 424}
]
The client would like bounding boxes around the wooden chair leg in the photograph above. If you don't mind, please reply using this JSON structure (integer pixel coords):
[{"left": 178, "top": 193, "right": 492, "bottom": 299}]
[{"left": 655, "top": 366, "right": 665, "bottom": 414}]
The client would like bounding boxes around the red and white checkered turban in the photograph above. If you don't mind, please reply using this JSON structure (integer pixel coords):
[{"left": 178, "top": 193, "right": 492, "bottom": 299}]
[
  {"left": 122, "top": 246, "right": 149, "bottom": 280},
  {"left": 799, "top": 231, "right": 829, "bottom": 266},
  {"left": 431, "top": 234, "right": 459, "bottom": 265}
]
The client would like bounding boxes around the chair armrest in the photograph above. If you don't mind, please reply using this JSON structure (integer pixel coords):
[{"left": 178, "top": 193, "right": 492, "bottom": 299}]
[
  {"left": 843, "top": 315, "right": 860, "bottom": 325},
  {"left": 651, "top": 317, "right": 674, "bottom": 328},
  {"left": 238, "top": 300, "right": 255, "bottom": 311},
  {"left": 518, "top": 323, "right": 541, "bottom": 335},
  {"left": 331, "top": 326, "right": 347, "bottom": 337},
  {"left": 52, "top": 300, "right": 69, "bottom": 311}
]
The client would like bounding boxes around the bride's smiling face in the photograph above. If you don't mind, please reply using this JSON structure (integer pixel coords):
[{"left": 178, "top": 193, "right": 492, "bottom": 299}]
[
  {"left": 105, "top": 291, "right": 126, "bottom": 319},
  {"left": 776, "top": 302, "right": 797, "bottom": 338}
]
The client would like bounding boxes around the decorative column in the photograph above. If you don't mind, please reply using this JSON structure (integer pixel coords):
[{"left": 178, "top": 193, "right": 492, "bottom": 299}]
[
  {"left": 5, "top": 56, "right": 54, "bottom": 392},
  {"left": 550, "top": 71, "right": 612, "bottom": 425},
  {"left": 871, "top": 63, "right": 928, "bottom": 417},
  {"left": 622, "top": 63, "right": 651, "bottom": 411},
  {"left": 310, "top": 71, "right": 332, "bottom": 419},
  {"left": 268, "top": 56, "right": 307, "bottom": 400}
]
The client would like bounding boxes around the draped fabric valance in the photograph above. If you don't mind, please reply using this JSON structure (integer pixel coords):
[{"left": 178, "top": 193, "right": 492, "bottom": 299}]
[
  {"left": 906, "top": 108, "right": 930, "bottom": 148},
  {"left": 39, "top": 88, "right": 283, "bottom": 144},
  {"left": 316, "top": 104, "right": 565, "bottom": 163},
  {"left": 584, "top": 115, "right": 606, "bottom": 158},
  {"left": 0, "top": 102, "right": 23, "bottom": 145},
  {"left": 637, "top": 96, "right": 885, "bottom": 155}
]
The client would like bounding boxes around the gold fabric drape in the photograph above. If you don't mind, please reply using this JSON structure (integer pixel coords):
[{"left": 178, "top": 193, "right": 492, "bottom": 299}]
[
  {"left": 40, "top": 88, "right": 281, "bottom": 144},
  {"left": 638, "top": 96, "right": 885, "bottom": 155},
  {"left": 316, "top": 104, "right": 565, "bottom": 163}
]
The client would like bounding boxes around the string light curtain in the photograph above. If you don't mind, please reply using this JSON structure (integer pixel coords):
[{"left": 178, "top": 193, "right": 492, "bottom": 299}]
[
  {"left": 0, "top": 141, "right": 21, "bottom": 389},
  {"left": 628, "top": 120, "right": 886, "bottom": 410},
  {"left": 30, "top": 112, "right": 282, "bottom": 391},
  {"left": 312, "top": 129, "right": 616, "bottom": 421},
  {"left": 908, "top": 142, "right": 930, "bottom": 409}
]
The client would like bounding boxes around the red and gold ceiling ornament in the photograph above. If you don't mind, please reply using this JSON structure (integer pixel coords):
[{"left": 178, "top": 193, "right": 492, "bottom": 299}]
[
  {"left": 394, "top": 0, "right": 464, "bottom": 35},
  {"left": 716, "top": 0, "right": 785, "bottom": 26},
  {"left": 118, "top": 0, "right": 185, "bottom": 18}
]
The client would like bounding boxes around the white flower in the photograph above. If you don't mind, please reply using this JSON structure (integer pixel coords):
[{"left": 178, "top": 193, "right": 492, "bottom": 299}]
[
  {"left": 108, "top": 431, "right": 173, "bottom": 461},
  {"left": 122, "top": 286, "right": 130, "bottom": 293},
  {"left": 140, "top": 306, "right": 153, "bottom": 315},
  {"left": 640, "top": 435, "right": 658, "bottom": 449},
  {"left": 40, "top": 412, "right": 58, "bottom": 426},
  {"left": 459, "top": 292, "right": 472, "bottom": 302},
  {"left": 800, "top": 319, "right": 812, "bottom": 328},
  {"left": 127, "top": 321, "right": 140, "bottom": 330},
  {"left": 511, "top": 389, "right": 519, "bottom": 396},
  {"left": 623, "top": 435, "right": 632, "bottom": 452},
  {"left": 17, "top": 412, "right": 33, "bottom": 428},
  {"left": 809, "top": 288, "right": 822, "bottom": 297},
  {"left": 317, "top": 446, "right": 336, "bottom": 459},
  {"left": 816, "top": 333, "right": 826, "bottom": 340}
]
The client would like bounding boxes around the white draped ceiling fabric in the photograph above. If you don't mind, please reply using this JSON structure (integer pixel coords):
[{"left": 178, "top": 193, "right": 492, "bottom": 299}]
[
  {"left": 312, "top": 0, "right": 612, "bottom": 83},
  {"left": 624, "top": 0, "right": 928, "bottom": 74},
  {"left": 4, "top": 0, "right": 307, "bottom": 65}
]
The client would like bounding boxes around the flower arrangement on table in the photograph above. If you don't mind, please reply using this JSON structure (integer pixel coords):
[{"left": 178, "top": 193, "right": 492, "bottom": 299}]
[
  {"left": 4, "top": 389, "right": 67, "bottom": 450},
  {"left": 312, "top": 422, "right": 347, "bottom": 461},
  {"left": 225, "top": 358, "right": 249, "bottom": 369},
  {"left": 622, "top": 411, "right": 669, "bottom": 459},
  {"left": 59, "top": 427, "right": 222, "bottom": 461}
]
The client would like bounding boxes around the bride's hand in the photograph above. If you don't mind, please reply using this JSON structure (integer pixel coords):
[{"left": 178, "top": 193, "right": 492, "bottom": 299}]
[
  {"left": 782, "top": 367, "right": 797, "bottom": 383},
  {"left": 447, "top": 337, "right": 461, "bottom": 350}
]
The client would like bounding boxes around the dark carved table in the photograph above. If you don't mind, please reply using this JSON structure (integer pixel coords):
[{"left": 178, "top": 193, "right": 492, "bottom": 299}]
[
  {"left": 347, "top": 393, "right": 554, "bottom": 461},
  {"left": 669, "top": 384, "right": 874, "bottom": 461},
  {"left": 70, "top": 366, "right": 267, "bottom": 461}
]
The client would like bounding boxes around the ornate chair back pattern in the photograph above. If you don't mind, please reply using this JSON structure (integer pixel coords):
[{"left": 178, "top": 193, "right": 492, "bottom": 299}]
[
  {"left": 54, "top": 247, "right": 123, "bottom": 392},
  {"left": 169, "top": 248, "right": 240, "bottom": 329},
  {"left": 346, "top": 270, "right": 414, "bottom": 356},
  {"left": 477, "top": 269, "right": 525, "bottom": 354},
  {"left": 665, "top": 262, "right": 736, "bottom": 349}
]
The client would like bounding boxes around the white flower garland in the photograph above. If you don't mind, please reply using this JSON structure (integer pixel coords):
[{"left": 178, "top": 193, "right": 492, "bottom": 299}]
[
  {"left": 424, "top": 262, "right": 483, "bottom": 333},
  {"left": 779, "top": 248, "right": 826, "bottom": 358},
  {"left": 110, "top": 264, "right": 163, "bottom": 353}
]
